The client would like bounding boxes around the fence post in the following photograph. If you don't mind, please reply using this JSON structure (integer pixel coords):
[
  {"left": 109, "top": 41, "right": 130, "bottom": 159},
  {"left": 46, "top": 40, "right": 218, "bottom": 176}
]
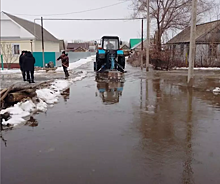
[{"left": 1, "top": 54, "right": 4, "bottom": 70}]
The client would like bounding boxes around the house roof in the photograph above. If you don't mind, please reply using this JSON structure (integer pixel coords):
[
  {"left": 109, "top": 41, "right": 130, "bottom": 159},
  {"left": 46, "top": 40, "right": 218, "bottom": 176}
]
[
  {"left": 3, "top": 12, "right": 59, "bottom": 42},
  {"left": 67, "top": 43, "right": 90, "bottom": 50},
  {"left": 73, "top": 47, "right": 87, "bottom": 51},
  {"left": 131, "top": 39, "right": 146, "bottom": 49},
  {"left": 167, "top": 20, "right": 220, "bottom": 44},
  {"left": 121, "top": 44, "right": 130, "bottom": 50},
  {"left": 130, "top": 38, "right": 144, "bottom": 48}
]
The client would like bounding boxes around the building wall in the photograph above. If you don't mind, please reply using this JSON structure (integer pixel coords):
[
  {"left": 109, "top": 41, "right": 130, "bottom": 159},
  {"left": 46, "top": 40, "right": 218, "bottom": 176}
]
[
  {"left": 34, "top": 41, "right": 60, "bottom": 52},
  {"left": 170, "top": 43, "right": 220, "bottom": 67},
  {"left": 0, "top": 40, "right": 34, "bottom": 66},
  {"left": 0, "top": 40, "right": 60, "bottom": 69}
]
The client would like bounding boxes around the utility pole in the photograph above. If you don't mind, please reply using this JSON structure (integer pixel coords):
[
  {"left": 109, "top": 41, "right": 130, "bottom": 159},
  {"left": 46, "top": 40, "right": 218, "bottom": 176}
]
[
  {"left": 141, "top": 19, "right": 144, "bottom": 70},
  {"left": 41, "top": 17, "right": 45, "bottom": 68},
  {"left": 146, "top": 0, "right": 150, "bottom": 71},
  {"left": 187, "top": 0, "right": 197, "bottom": 85}
]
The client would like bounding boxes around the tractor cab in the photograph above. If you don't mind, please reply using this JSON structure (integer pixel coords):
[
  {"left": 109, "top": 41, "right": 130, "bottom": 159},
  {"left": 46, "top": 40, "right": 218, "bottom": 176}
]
[{"left": 101, "top": 36, "right": 121, "bottom": 51}]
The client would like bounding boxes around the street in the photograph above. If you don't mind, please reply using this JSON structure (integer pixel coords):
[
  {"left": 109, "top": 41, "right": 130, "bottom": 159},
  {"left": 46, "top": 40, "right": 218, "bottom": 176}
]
[{"left": 1, "top": 62, "right": 220, "bottom": 184}]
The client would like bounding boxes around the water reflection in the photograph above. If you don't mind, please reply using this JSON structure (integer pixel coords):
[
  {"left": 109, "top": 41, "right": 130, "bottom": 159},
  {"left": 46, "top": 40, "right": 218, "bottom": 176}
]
[
  {"left": 182, "top": 88, "right": 194, "bottom": 184},
  {"left": 137, "top": 78, "right": 196, "bottom": 183},
  {"left": 25, "top": 116, "right": 38, "bottom": 127},
  {"left": 0, "top": 133, "right": 7, "bottom": 147},
  {"left": 96, "top": 81, "right": 124, "bottom": 105},
  {"left": 61, "top": 88, "right": 70, "bottom": 102}
]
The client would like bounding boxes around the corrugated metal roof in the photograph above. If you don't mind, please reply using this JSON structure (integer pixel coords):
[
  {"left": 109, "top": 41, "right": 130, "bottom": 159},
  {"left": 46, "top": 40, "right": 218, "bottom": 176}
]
[
  {"left": 167, "top": 20, "right": 220, "bottom": 44},
  {"left": 130, "top": 39, "right": 144, "bottom": 48},
  {"left": 3, "top": 12, "right": 59, "bottom": 42}
]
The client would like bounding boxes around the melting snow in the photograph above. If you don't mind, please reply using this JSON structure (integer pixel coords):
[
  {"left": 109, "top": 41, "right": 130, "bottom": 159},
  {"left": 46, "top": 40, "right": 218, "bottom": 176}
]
[
  {"left": 174, "top": 67, "right": 220, "bottom": 70},
  {"left": 0, "top": 56, "right": 94, "bottom": 127},
  {"left": 213, "top": 87, "right": 220, "bottom": 95}
]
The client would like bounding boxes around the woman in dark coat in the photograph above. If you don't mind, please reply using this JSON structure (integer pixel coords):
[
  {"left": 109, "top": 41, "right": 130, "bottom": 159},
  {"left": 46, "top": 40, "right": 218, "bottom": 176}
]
[
  {"left": 23, "top": 51, "right": 35, "bottom": 83},
  {"left": 19, "top": 51, "right": 27, "bottom": 81}
]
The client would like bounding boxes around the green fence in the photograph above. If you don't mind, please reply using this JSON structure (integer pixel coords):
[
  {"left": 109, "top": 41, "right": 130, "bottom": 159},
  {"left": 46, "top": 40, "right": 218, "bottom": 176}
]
[{"left": 33, "top": 52, "right": 56, "bottom": 67}]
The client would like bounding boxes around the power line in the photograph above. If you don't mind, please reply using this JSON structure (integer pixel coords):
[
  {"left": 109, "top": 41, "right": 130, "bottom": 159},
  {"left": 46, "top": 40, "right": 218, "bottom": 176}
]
[
  {"left": 34, "top": 18, "right": 143, "bottom": 21},
  {"left": 15, "top": 1, "right": 127, "bottom": 17}
]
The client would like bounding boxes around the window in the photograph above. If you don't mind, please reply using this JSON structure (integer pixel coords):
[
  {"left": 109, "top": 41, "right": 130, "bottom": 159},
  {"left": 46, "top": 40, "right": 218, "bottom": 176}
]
[
  {"left": 12, "top": 44, "right": 20, "bottom": 55},
  {"left": 103, "top": 38, "right": 119, "bottom": 50},
  {"left": 209, "top": 43, "right": 217, "bottom": 57}
]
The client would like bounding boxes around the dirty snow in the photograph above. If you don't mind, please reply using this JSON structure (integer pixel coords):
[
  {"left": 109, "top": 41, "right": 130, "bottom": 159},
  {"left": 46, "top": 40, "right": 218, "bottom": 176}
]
[
  {"left": 56, "top": 56, "right": 95, "bottom": 72},
  {"left": 213, "top": 87, "right": 220, "bottom": 95},
  {"left": 174, "top": 67, "right": 220, "bottom": 70},
  {"left": 0, "top": 56, "right": 94, "bottom": 127},
  {"left": 0, "top": 69, "right": 21, "bottom": 74}
]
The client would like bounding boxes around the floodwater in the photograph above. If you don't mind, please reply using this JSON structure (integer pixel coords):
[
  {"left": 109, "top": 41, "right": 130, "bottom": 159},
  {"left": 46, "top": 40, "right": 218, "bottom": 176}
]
[{"left": 1, "top": 63, "right": 220, "bottom": 184}]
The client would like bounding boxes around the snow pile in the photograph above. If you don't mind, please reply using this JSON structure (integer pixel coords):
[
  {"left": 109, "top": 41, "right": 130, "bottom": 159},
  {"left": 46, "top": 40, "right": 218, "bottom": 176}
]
[
  {"left": 36, "top": 89, "right": 59, "bottom": 104},
  {"left": 56, "top": 55, "right": 95, "bottom": 72},
  {"left": 213, "top": 87, "right": 220, "bottom": 95},
  {"left": 174, "top": 67, "right": 220, "bottom": 70},
  {"left": 0, "top": 68, "right": 90, "bottom": 127},
  {"left": 0, "top": 69, "right": 21, "bottom": 74},
  {"left": 1, "top": 101, "right": 36, "bottom": 126},
  {"left": 50, "top": 79, "right": 70, "bottom": 93}
]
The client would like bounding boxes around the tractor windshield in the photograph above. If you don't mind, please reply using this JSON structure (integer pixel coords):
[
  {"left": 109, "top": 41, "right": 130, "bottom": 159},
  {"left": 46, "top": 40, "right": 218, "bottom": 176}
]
[{"left": 103, "top": 38, "right": 119, "bottom": 50}]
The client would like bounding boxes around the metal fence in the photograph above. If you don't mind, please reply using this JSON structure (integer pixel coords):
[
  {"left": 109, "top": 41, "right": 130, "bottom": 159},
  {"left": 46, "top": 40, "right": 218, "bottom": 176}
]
[{"left": 33, "top": 52, "right": 95, "bottom": 67}]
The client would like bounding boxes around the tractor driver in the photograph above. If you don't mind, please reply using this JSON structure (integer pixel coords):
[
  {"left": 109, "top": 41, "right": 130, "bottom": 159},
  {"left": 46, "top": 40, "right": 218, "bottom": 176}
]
[{"left": 106, "top": 40, "right": 114, "bottom": 50}]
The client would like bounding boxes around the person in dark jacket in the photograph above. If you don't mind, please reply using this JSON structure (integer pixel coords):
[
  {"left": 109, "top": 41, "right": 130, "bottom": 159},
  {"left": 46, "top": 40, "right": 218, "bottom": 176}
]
[
  {"left": 23, "top": 51, "right": 35, "bottom": 83},
  {"left": 19, "top": 51, "right": 27, "bottom": 81},
  {"left": 57, "top": 51, "right": 70, "bottom": 79}
]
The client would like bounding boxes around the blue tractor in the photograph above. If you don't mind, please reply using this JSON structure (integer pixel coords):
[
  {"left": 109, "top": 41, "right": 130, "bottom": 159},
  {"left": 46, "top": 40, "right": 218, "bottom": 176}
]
[{"left": 94, "top": 36, "right": 126, "bottom": 73}]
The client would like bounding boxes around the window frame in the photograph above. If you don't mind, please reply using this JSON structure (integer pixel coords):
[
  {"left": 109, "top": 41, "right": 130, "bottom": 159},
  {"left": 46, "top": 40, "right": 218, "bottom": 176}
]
[{"left": 11, "top": 44, "right": 20, "bottom": 55}]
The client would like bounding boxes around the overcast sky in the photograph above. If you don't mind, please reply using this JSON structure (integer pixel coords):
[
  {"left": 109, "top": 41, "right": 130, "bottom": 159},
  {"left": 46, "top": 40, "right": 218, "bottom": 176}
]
[
  {"left": 1, "top": 0, "right": 219, "bottom": 43},
  {"left": 1, "top": 0, "right": 148, "bottom": 42}
]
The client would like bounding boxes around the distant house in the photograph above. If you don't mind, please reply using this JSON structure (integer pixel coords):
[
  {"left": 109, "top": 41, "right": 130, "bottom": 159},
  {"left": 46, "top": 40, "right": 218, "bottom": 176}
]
[
  {"left": 121, "top": 44, "right": 130, "bottom": 50},
  {"left": 130, "top": 38, "right": 154, "bottom": 51},
  {"left": 0, "top": 11, "right": 61, "bottom": 68},
  {"left": 167, "top": 20, "right": 220, "bottom": 67},
  {"left": 120, "top": 44, "right": 130, "bottom": 56},
  {"left": 67, "top": 43, "right": 90, "bottom": 52},
  {"left": 73, "top": 47, "right": 87, "bottom": 52},
  {"left": 129, "top": 38, "right": 144, "bottom": 49}
]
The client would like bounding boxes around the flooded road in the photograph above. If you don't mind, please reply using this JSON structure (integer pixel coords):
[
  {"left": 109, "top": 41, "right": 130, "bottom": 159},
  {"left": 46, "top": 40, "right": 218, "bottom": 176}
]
[{"left": 1, "top": 63, "right": 220, "bottom": 184}]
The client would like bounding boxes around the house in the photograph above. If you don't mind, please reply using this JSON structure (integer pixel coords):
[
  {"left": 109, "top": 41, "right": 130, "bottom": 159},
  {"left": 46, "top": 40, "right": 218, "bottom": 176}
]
[
  {"left": 0, "top": 11, "right": 61, "bottom": 68},
  {"left": 67, "top": 43, "right": 90, "bottom": 52},
  {"left": 129, "top": 38, "right": 144, "bottom": 49},
  {"left": 120, "top": 44, "right": 130, "bottom": 56},
  {"left": 167, "top": 20, "right": 220, "bottom": 67},
  {"left": 121, "top": 44, "right": 130, "bottom": 50},
  {"left": 130, "top": 38, "right": 154, "bottom": 51},
  {"left": 73, "top": 47, "right": 87, "bottom": 52}
]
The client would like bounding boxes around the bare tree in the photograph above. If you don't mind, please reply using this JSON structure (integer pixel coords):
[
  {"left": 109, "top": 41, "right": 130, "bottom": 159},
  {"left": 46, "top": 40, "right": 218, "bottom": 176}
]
[
  {"left": 0, "top": 43, "right": 19, "bottom": 69},
  {"left": 131, "top": 0, "right": 214, "bottom": 52}
]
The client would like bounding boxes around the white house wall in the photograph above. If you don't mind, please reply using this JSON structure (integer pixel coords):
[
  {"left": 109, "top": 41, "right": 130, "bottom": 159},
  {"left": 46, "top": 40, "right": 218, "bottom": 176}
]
[
  {"left": 0, "top": 40, "right": 34, "bottom": 64},
  {"left": 34, "top": 41, "right": 60, "bottom": 52},
  {"left": 0, "top": 12, "right": 35, "bottom": 40}
]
